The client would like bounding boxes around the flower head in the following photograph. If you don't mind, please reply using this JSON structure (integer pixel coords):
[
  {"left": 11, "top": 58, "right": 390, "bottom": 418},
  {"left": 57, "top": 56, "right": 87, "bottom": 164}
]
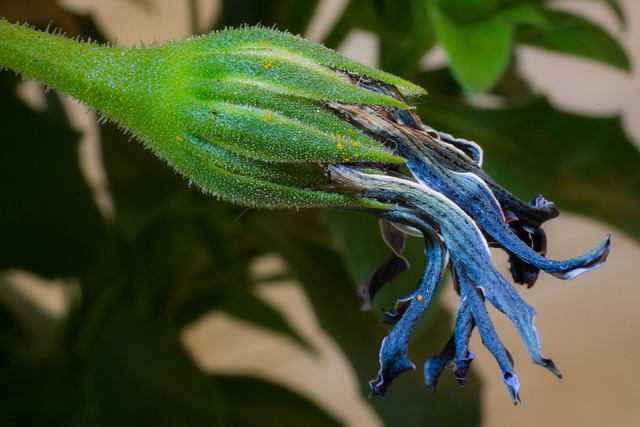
[
  {"left": 326, "top": 74, "right": 610, "bottom": 403},
  {"left": 0, "top": 20, "right": 611, "bottom": 403}
]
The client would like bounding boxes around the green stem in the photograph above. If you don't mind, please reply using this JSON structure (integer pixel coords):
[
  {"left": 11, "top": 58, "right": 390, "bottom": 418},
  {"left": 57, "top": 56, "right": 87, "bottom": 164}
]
[
  {"left": 0, "top": 20, "right": 145, "bottom": 121},
  {"left": 0, "top": 19, "right": 184, "bottom": 170}
]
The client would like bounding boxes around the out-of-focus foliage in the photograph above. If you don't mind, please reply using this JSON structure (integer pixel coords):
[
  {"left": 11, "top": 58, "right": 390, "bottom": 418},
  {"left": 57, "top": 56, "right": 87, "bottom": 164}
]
[{"left": 0, "top": 1, "right": 636, "bottom": 426}]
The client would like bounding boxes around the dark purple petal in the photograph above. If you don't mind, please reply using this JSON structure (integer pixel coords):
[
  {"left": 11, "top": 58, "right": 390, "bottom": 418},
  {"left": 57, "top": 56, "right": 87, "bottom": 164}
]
[
  {"left": 504, "top": 201, "right": 548, "bottom": 286},
  {"left": 382, "top": 298, "right": 412, "bottom": 324},
  {"left": 358, "top": 254, "right": 409, "bottom": 310},
  {"left": 357, "top": 219, "right": 410, "bottom": 310}
]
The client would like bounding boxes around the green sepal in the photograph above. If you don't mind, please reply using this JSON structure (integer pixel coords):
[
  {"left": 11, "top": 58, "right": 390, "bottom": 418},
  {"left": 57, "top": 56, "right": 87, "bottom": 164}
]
[
  {"left": 190, "top": 26, "right": 426, "bottom": 98},
  {"left": 0, "top": 21, "right": 422, "bottom": 209}
]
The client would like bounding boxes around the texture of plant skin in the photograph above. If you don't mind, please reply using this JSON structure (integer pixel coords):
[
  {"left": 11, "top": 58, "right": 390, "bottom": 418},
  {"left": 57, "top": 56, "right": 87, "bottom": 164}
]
[{"left": 0, "top": 19, "right": 610, "bottom": 403}]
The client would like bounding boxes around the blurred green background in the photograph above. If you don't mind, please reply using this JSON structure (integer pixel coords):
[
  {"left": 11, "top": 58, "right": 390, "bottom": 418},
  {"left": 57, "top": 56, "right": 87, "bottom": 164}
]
[{"left": 1, "top": 1, "right": 638, "bottom": 426}]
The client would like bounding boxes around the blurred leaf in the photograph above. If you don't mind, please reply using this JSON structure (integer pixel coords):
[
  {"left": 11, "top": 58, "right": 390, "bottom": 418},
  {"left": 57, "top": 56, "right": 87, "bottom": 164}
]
[
  {"left": 324, "top": 0, "right": 435, "bottom": 77},
  {"left": 417, "top": 96, "right": 640, "bottom": 240},
  {"left": 432, "top": 0, "right": 497, "bottom": 22},
  {"left": 321, "top": 213, "right": 389, "bottom": 285},
  {"left": 603, "top": 0, "right": 627, "bottom": 28},
  {"left": 252, "top": 212, "right": 481, "bottom": 427},
  {"left": 0, "top": 297, "right": 26, "bottom": 349},
  {"left": 211, "top": 374, "right": 342, "bottom": 427},
  {"left": 220, "top": 290, "right": 314, "bottom": 352},
  {"left": 125, "top": 209, "right": 218, "bottom": 316},
  {"left": 0, "top": 358, "right": 85, "bottom": 427},
  {"left": 517, "top": 9, "right": 630, "bottom": 72},
  {"left": 0, "top": 0, "right": 81, "bottom": 34},
  {"left": 0, "top": 82, "right": 106, "bottom": 278},
  {"left": 429, "top": 5, "right": 512, "bottom": 98},
  {"left": 497, "top": 4, "right": 549, "bottom": 28},
  {"left": 216, "top": 0, "right": 320, "bottom": 36},
  {"left": 0, "top": 275, "right": 60, "bottom": 358},
  {"left": 100, "top": 122, "right": 189, "bottom": 238},
  {"left": 86, "top": 311, "right": 219, "bottom": 427}
]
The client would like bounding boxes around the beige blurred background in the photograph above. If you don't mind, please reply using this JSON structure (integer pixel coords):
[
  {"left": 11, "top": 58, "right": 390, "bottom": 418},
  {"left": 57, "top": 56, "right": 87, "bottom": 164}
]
[{"left": 6, "top": 0, "right": 640, "bottom": 426}]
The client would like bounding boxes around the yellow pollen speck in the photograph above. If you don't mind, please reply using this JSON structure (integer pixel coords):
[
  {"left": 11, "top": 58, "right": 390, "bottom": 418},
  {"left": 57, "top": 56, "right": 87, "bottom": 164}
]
[
  {"left": 352, "top": 141, "right": 359, "bottom": 147},
  {"left": 175, "top": 136, "right": 183, "bottom": 141},
  {"left": 259, "top": 39, "right": 267, "bottom": 47},
  {"left": 337, "top": 142, "right": 344, "bottom": 151},
  {"left": 337, "top": 134, "right": 343, "bottom": 139},
  {"left": 275, "top": 75, "right": 279, "bottom": 79},
  {"left": 117, "top": 83, "right": 122, "bottom": 89},
  {"left": 417, "top": 295, "right": 423, "bottom": 301},
  {"left": 243, "top": 84, "right": 247, "bottom": 89},
  {"left": 129, "top": 107, "right": 134, "bottom": 111},
  {"left": 345, "top": 158, "right": 350, "bottom": 162},
  {"left": 261, "top": 59, "right": 275, "bottom": 69},
  {"left": 263, "top": 109, "right": 273, "bottom": 122},
  {"left": 211, "top": 116, "right": 216, "bottom": 121}
]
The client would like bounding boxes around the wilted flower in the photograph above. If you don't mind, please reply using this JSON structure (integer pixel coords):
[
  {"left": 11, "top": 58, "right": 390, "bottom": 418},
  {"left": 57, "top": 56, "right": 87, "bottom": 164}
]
[
  {"left": 326, "top": 73, "right": 610, "bottom": 403},
  {"left": 0, "top": 20, "right": 610, "bottom": 404}
]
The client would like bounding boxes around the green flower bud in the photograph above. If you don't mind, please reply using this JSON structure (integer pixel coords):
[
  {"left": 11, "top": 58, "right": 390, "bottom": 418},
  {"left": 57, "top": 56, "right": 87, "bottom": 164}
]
[{"left": 0, "top": 20, "right": 425, "bottom": 209}]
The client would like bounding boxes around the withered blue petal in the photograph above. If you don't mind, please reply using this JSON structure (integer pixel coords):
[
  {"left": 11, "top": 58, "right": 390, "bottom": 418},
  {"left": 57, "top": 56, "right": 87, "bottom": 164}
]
[
  {"left": 326, "top": 73, "right": 610, "bottom": 403},
  {"left": 388, "top": 172, "right": 561, "bottom": 383},
  {"left": 457, "top": 267, "right": 521, "bottom": 404},
  {"left": 369, "top": 212, "right": 447, "bottom": 397},
  {"left": 424, "top": 336, "right": 456, "bottom": 393},
  {"left": 435, "top": 131, "right": 484, "bottom": 166},
  {"left": 425, "top": 298, "right": 475, "bottom": 392},
  {"left": 329, "top": 165, "right": 566, "bottom": 400},
  {"left": 413, "top": 168, "right": 610, "bottom": 281},
  {"left": 403, "top": 131, "right": 608, "bottom": 281},
  {"left": 462, "top": 251, "right": 562, "bottom": 377},
  {"left": 326, "top": 74, "right": 559, "bottom": 229}
]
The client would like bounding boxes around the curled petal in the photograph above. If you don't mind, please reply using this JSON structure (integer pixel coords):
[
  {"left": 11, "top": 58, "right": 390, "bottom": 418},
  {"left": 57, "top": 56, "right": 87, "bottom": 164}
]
[
  {"left": 369, "top": 218, "right": 447, "bottom": 397},
  {"left": 435, "top": 131, "right": 484, "bottom": 167},
  {"left": 443, "top": 171, "right": 611, "bottom": 281},
  {"left": 457, "top": 268, "right": 521, "bottom": 404},
  {"left": 424, "top": 337, "right": 456, "bottom": 393},
  {"left": 425, "top": 299, "right": 475, "bottom": 392},
  {"left": 456, "top": 247, "right": 562, "bottom": 378}
]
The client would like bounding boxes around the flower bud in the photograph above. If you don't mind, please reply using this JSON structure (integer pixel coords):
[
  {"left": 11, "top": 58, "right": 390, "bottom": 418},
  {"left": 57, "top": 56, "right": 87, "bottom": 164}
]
[{"left": 0, "top": 21, "right": 425, "bottom": 208}]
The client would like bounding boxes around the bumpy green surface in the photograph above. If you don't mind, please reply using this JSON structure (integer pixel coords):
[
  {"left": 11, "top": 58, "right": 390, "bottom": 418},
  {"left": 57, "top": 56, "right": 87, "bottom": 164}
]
[{"left": 0, "top": 21, "right": 426, "bottom": 208}]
